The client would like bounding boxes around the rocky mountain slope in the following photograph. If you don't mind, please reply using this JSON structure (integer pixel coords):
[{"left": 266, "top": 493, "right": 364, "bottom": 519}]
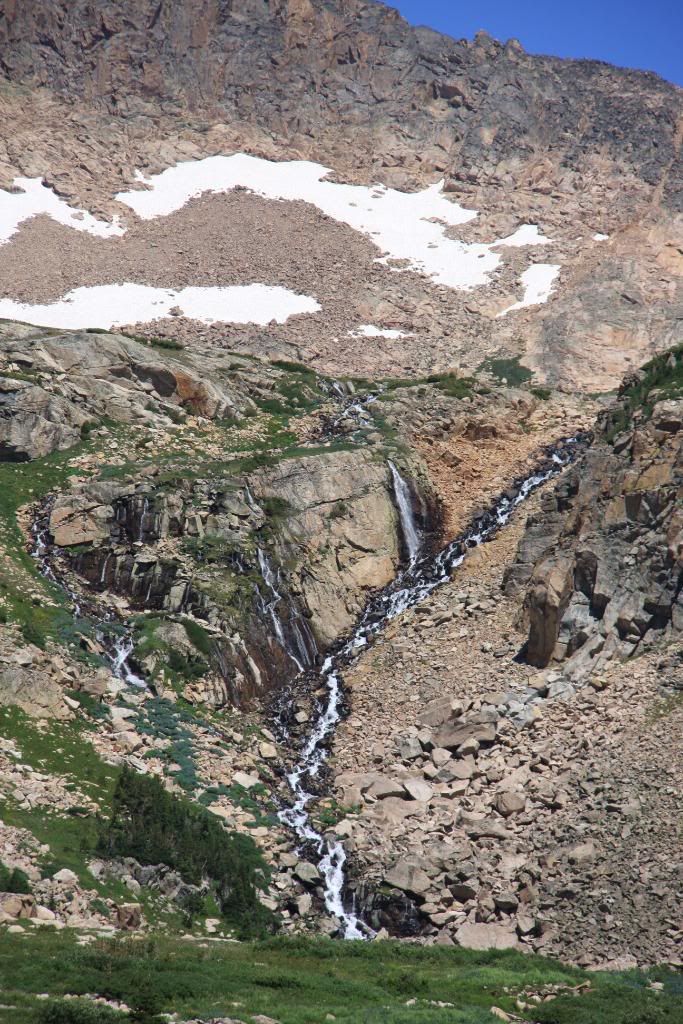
[
  {"left": 0, "top": 0, "right": 680, "bottom": 389},
  {"left": 0, "top": 0, "right": 681, "bottom": 1001}
]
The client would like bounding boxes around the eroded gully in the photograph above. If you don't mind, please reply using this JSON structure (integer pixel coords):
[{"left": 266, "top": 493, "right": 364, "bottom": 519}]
[{"left": 276, "top": 431, "right": 589, "bottom": 939}]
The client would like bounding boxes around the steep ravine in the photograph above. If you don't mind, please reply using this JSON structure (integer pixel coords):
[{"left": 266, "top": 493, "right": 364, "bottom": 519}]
[{"left": 276, "top": 435, "right": 590, "bottom": 937}]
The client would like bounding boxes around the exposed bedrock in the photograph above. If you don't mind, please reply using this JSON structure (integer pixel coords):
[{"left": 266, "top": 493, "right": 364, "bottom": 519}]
[
  {"left": 45, "top": 445, "right": 432, "bottom": 705},
  {"left": 0, "top": 323, "right": 255, "bottom": 461},
  {"left": 507, "top": 398, "right": 682, "bottom": 677}
]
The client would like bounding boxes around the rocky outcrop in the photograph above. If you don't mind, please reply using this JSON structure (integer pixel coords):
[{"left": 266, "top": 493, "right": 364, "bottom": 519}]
[
  {"left": 0, "top": 375, "right": 90, "bottom": 460},
  {"left": 0, "top": 324, "right": 255, "bottom": 455},
  {"left": 249, "top": 448, "right": 401, "bottom": 646},
  {"left": 509, "top": 365, "right": 682, "bottom": 676},
  {"left": 0, "top": 646, "right": 71, "bottom": 718},
  {"left": 40, "top": 441, "right": 408, "bottom": 705}
]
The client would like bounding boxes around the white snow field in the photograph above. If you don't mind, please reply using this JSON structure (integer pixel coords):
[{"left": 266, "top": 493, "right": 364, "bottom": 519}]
[
  {"left": 498, "top": 264, "right": 561, "bottom": 316},
  {"left": 349, "top": 325, "right": 408, "bottom": 339},
  {"left": 0, "top": 177, "right": 124, "bottom": 245},
  {"left": 0, "top": 283, "right": 320, "bottom": 331},
  {"left": 116, "top": 154, "right": 552, "bottom": 292},
  {"left": 0, "top": 155, "right": 562, "bottom": 331}
]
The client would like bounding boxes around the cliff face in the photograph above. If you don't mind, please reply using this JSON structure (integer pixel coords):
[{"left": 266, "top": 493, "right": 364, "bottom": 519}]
[
  {"left": 508, "top": 349, "right": 683, "bottom": 677},
  {"left": 1, "top": 0, "right": 680, "bottom": 210}
]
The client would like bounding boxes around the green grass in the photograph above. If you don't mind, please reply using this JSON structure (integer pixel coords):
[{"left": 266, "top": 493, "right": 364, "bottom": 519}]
[
  {"left": 0, "top": 439, "right": 98, "bottom": 647},
  {"left": 383, "top": 372, "right": 474, "bottom": 400},
  {"left": 0, "top": 932, "right": 680, "bottom": 1024}
]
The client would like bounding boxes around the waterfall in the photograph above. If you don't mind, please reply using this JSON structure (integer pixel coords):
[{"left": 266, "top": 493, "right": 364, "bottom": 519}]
[
  {"left": 256, "top": 547, "right": 317, "bottom": 674},
  {"left": 388, "top": 460, "right": 421, "bottom": 564},
  {"left": 109, "top": 633, "right": 146, "bottom": 688},
  {"left": 279, "top": 660, "right": 366, "bottom": 939},
  {"left": 137, "top": 496, "right": 150, "bottom": 543},
  {"left": 277, "top": 434, "right": 590, "bottom": 939}
]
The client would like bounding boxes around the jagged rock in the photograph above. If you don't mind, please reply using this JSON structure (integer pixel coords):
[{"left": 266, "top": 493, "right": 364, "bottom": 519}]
[
  {"left": 435, "top": 720, "right": 496, "bottom": 751},
  {"left": 515, "top": 392, "right": 682, "bottom": 674},
  {"left": 115, "top": 903, "right": 142, "bottom": 929},
  {"left": 403, "top": 778, "right": 433, "bottom": 803},
  {"left": 0, "top": 377, "right": 89, "bottom": 460},
  {"left": 52, "top": 868, "right": 78, "bottom": 885},
  {"left": 294, "top": 861, "right": 321, "bottom": 886},
  {"left": 232, "top": 771, "right": 260, "bottom": 790},
  {"left": 365, "top": 777, "right": 406, "bottom": 801},
  {"left": 0, "top": 664, "right": 70, "bottom": 719},
  {"left": 0, "top": 893, "right": 36, "bottom": 919}
]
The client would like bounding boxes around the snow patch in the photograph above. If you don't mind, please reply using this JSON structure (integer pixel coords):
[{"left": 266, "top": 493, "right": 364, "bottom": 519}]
[
  {"left": 494, "top": 224, "right": 552, "bottom": 247},
  {"left": 349, "top": 325, "right": 408, "bottom": 339},
  {"left": 0, "top": 283, "right": 320, "bottom": 331},
  {"left": 0, "top": 177, "right": 124, "bottom": 245},
  {"left": 116, "top": 154, "right": 550, "bottom": 292},
  {"left": 498, "top": 264, "right": 561, "bottom": 316},
  {"left": 593, "top": 232, "right": 609, "bottom": 241}
]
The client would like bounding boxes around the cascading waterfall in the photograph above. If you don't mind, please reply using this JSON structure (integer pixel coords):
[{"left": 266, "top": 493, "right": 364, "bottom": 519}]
[
  {"left": 388, "top": 460, "right": 422, "bottom": 564},
  {"left": 107, "top": 632, "right": 147, "bottom": 688},
  {"left": 30, "top": 503, "right": 145, "bottom": 688},
  {"left": 256, "top": 547, "right": 317, "bottom": 673},
  {"left": 137, "top": 496, "right": 150, "bottom": 543},
  {"left": 277, "top": 434, "right": 590, "bottom": 939}
]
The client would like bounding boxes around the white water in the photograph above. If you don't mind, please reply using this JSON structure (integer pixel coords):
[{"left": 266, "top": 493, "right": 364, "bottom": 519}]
[
  {"left": 257, "top": 548, "right": 305, "bottom": 673},
  {"left": 109, "top": 634, "right": 146, "bottom": 689},
  {"left": 255, "top": 547, "right": 318, "bottom": 675},
  {"left": 277, "top": 436, "right": 587, "bottom": 938},
  {"left": 388, "top": 460, "right": 422, "bottom": 565},
  {"left": 30, "top": 504, "right": 146, "bottom": 689}
]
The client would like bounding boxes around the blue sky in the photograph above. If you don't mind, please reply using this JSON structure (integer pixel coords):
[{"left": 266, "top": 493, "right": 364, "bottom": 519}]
[{"left": 391, "top": 1, "right": 682, "bottom": 86}]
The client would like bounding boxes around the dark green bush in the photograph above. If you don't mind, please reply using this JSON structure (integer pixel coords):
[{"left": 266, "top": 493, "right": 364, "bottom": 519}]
[
  {"left": 481, "top": 356, "right": 533, "bottom": 386},
  {"left": 37, "top": 999, "right": 126, "bottom": 1024},
  {"left": 182, "top": 618, "right": 213, "bottom": 657},
  {"left": 603, "top": 343, "right": 683, "bottom": 441},
  {"left": 0, "top": 861, "right": 31, "bottom": 893},
  {"left": 98, "top": 767, "right": 274, "bottom": 936}
]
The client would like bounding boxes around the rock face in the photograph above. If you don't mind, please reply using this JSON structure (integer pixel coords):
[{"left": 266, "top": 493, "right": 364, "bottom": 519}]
[
  {"left": 45, "top": 445, "right": 403, "bottom": 703},
  {"left": 249, "top": 448, "right": 400, "bottom": 646},
  {"left": 0, "top": 3, "right": 681, "bottom": 389},
  {"left": 0, "top": 323, "right": 254, "bottom": 459},
  {"left": 1, "top": 2, "right": 680, "bottom": 212},
  {"left": 509, "top": 358, "right": 682, "bottom": 678},
  {"left": 0, "top": 376, "right": 89, "bottom": 460}
]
